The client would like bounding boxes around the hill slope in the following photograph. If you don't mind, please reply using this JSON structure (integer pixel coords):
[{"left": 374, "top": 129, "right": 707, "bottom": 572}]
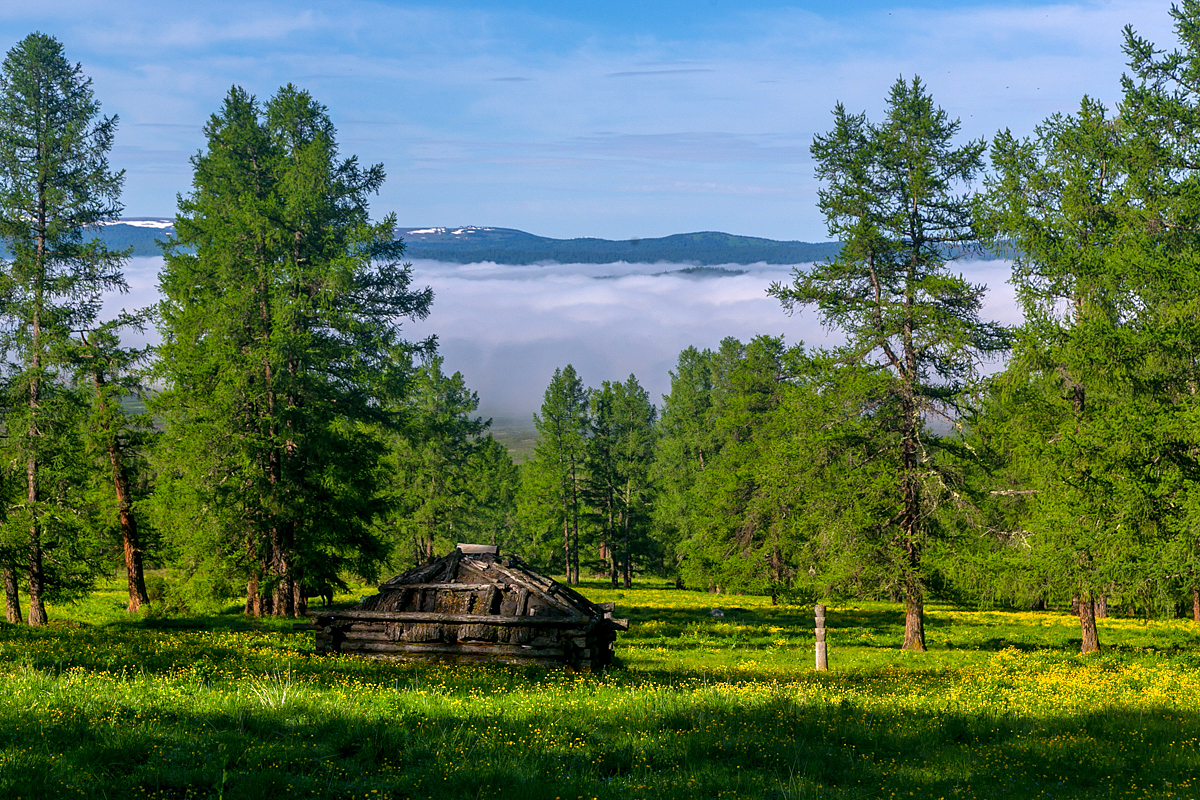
[
  {"left": 5, "top": 222, "right": 843, "bottom": 266},
  {"left": 397, "top": 226, "right": 840, "bottom": 265}
]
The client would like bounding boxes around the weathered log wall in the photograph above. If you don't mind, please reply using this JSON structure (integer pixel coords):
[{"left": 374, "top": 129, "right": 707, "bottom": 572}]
[{"left": 305, "top": 547, "right": 626, "bottom": 670}]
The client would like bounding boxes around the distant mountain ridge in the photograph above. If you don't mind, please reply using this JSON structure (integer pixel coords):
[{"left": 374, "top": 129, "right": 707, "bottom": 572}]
[
  {"left": 396, "top": 226, "right": 841, "bottom": 265},
  {"left": 53, "top": 221, "right": 843, "bottom": 266}
]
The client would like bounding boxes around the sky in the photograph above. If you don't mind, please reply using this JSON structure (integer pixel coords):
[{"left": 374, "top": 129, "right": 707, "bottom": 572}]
[
  {"left": 0, "top": 0, "right": 1179, "bottom": 240},
  {"left": 3, "top": 1, "right": 1184, "bottom": 421}
]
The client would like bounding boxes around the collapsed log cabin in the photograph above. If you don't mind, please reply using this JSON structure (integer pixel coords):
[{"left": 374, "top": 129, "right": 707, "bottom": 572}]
[{"left": 305, "top": 544, "right": 628, "bottom": 669}]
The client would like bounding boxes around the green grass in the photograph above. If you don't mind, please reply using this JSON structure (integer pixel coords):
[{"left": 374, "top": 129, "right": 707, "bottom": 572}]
[
  {"left": 0, "top": 580, "right": 1197, "bottom": 799},
  {"left": 486, "top": 418, "right": 538, "bottom": 463}
]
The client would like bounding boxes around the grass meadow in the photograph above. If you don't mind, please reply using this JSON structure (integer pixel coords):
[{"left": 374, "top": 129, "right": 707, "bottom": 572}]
[{"left": 0, "top": 581, "right": 1197, "bottom": 799}]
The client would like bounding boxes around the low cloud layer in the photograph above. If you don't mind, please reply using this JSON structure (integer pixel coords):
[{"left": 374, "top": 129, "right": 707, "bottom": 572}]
[
  {"left": 110, "top": 256, "right": 1019, "bottom": 424},
  {"left": 403, "top": 258, "right": 1020, "bottom": 423}
]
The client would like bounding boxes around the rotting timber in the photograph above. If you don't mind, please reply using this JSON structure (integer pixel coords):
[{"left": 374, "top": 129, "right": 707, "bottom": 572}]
[{"left": 305, "top": 544, "right": 628, "bottom": 669}]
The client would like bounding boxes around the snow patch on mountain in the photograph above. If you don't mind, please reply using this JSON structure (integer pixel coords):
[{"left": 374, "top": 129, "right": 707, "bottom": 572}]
[{"left": 101, "top": 219, "right": 175, "bottom": 229}]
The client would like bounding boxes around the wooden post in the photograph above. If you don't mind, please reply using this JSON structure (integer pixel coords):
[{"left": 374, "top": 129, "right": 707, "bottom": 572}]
[{"left": 814, "top": 604, "right": 828, "bottom": 670}]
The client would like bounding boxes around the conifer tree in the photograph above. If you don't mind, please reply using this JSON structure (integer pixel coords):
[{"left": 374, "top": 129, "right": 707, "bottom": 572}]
[
  {"left": 154, "top": 85, "right": 431, "bottom": 616},
  {"left": 652, "top": 346, "right": 717, "bottom": 585},
  {"left": 681, "top": 337, "right": 795, "bottom": 596},
  {"left": 980, "top": 99, "right": 1148, "bottom": 653},
  {"left": 588, "top": 375, "right": 656, "bottom": 587},
  {"left": 78, "top": 312, "right": 155, "bottom": 612},
  {"left": 771, "top": 78, "right": 1007, "bottom": 650},
  {"left": 1123, "top": 0, "right": 1200, "bottom": 624},
  {"left": 379, "top": 356, "right": 492, "bottom": 567},
  {"left": 459, "top": 435, "right": 520, "bottom": 549},
  {"left": 521, "top": 366, "right": 589, "bottom": 583},
  {"left": 0, "top": 33, "right": 126, "bottom": 625}
]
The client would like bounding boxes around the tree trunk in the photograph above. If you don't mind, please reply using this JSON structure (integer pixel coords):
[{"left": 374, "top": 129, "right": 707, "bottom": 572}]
[
  {"left": 604, "top": 543, "right": 618, "bottom": 588},
  {"left": 3, "top": 564, "right": 21, "bottom": 624},
  {"left": 246, "top": 574, "right": 265, "bottom": 617},
  {"left": 562, "top": 508, "right": 571, "bottom": 584},
  {"left": 270, "top": 526, "right": 297, "bottom": 618},
  {"left": 570, "top": 468, "right": 580, "bottom": 585},
  {"left": 622, "top": 494, "right": 632, "bottom": 589},
  {"left": 26, "top": 175, "right": 47, "bottom": 628},
  {"left": 27, "top": 529, "right": 46, "bottom": 626},
  {"left": 607, "top": 497, "right": 618, "bottom": 588},
  {"left": 1078, "top": 594, "right": 1100, "bottom": 654},
  {"left": 87, "top": 361, "right": 150, "bottom": 612},
  {"left": 292, "top": 577, "right": 306, "bottom": 618},
  {"left": 898, "top": 381, "right": 924, "bottom": 652},
  {"left": 902, "top": 582, "right": 925, "bottom": 651},
  {"left": 109, "top": 412, "right": 148, "bottom": 610},
  {"left": 245, "top": 578, "right": 256, "bottom": 616},
  {"left": 26, "top": 379, "right": 46, "bottom": 627},
  {"left": 1192, "top": 586, "right": 1199, "bottom": 623},
  {"left": 1095, "top": 594, "right": 1107, "bottom": 619}
]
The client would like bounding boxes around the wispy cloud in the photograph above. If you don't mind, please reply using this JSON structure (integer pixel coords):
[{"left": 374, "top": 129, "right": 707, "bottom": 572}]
[
  {"left": 0, "top": 0, "right": 1177, "bottom": 239},
  {"left": 607, "top": 68, "right": 715, "bottom": 77}
]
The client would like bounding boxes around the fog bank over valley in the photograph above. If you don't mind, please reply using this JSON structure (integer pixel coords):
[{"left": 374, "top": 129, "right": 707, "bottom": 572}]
[{"left": 111, "top": 256, "right": 1020, "bottom": 427}]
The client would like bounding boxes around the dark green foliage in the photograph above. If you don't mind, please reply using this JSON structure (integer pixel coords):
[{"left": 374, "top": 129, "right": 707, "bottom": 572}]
[
  {"left": 977, "top": 50, "right": 1196, "bottom": 643},
  {"left": 0, "top": 33, "right": 127, "bottom": 624},
  {"left": 460, "top": 434, "right": 521, "bottom": 550},
  {"left": 676, "top": 336, "right": 794, "bottom": 596},
  {"left": 77, "top": 311, "right": 157, "bottom": 612},
  {"left": 377, "top": 356, "right": 517, "bottom": 570},
  {"left": 517, "top": 365, "right": 590, "bottom": 580},
  {"left": 586, "top": 375, "right": 656, "bottom": 587},
  {"left": 1121, "top": 0, "right": 1200, "bottom": 619},
  {"left": 652, "top": 338, "right": 822, "bottom": 599},
  {"left": 967, "top": 4, "right": 1200, "bottom": 646},
  {"left": 650, "top": 346, "right": 717, "bottom": 583},
  {"left": 976, "top": 99, "right": 1141, "bottom": 640},
  {"left": 152, "top": 85, "right": 432, "bottom": 616},
  {"left": 770, "top": 77, "right": 1007, "bottom": 649}
]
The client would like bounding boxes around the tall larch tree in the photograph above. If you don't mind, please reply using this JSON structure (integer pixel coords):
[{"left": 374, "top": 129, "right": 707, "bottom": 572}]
[
  {"left": 0, "top": 33, "right": 127, "bottom": 625},
  {"left": 1123, "top": 0, "right": 1200, "bottom": 625},
  {"left": 652, "top": 346, "right": 717, "bottom": 585},
  {"left": 771, "top": 78, "right": 1007, "bottom": 650},
  {"left": 588, "top": 375, "right": 656, "bottom": 588},
  {"left": 78, "top": 312, "right": 155, "bottom": 612},
  {"left": 980, "top": 99, "right": 1154, "bottom": 654},
  {"left": 523, "top": 366, "right": 590, "bottom": 583},
  {"left": 155, "top": 85, "right": 432, "bottom": 616},
  {"left": 380, "top": 356, "right": 490, "bottom": 567}
]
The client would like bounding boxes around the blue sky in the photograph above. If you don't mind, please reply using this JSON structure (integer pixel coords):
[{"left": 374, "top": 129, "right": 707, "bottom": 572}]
[{"left": 0, "top": 0, "right": 1178, "bottom": 239}]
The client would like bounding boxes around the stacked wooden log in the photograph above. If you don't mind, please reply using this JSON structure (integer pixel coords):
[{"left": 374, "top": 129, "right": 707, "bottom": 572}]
[{"left": 303, "top": 544, "right": 628, "bottom": 669}]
